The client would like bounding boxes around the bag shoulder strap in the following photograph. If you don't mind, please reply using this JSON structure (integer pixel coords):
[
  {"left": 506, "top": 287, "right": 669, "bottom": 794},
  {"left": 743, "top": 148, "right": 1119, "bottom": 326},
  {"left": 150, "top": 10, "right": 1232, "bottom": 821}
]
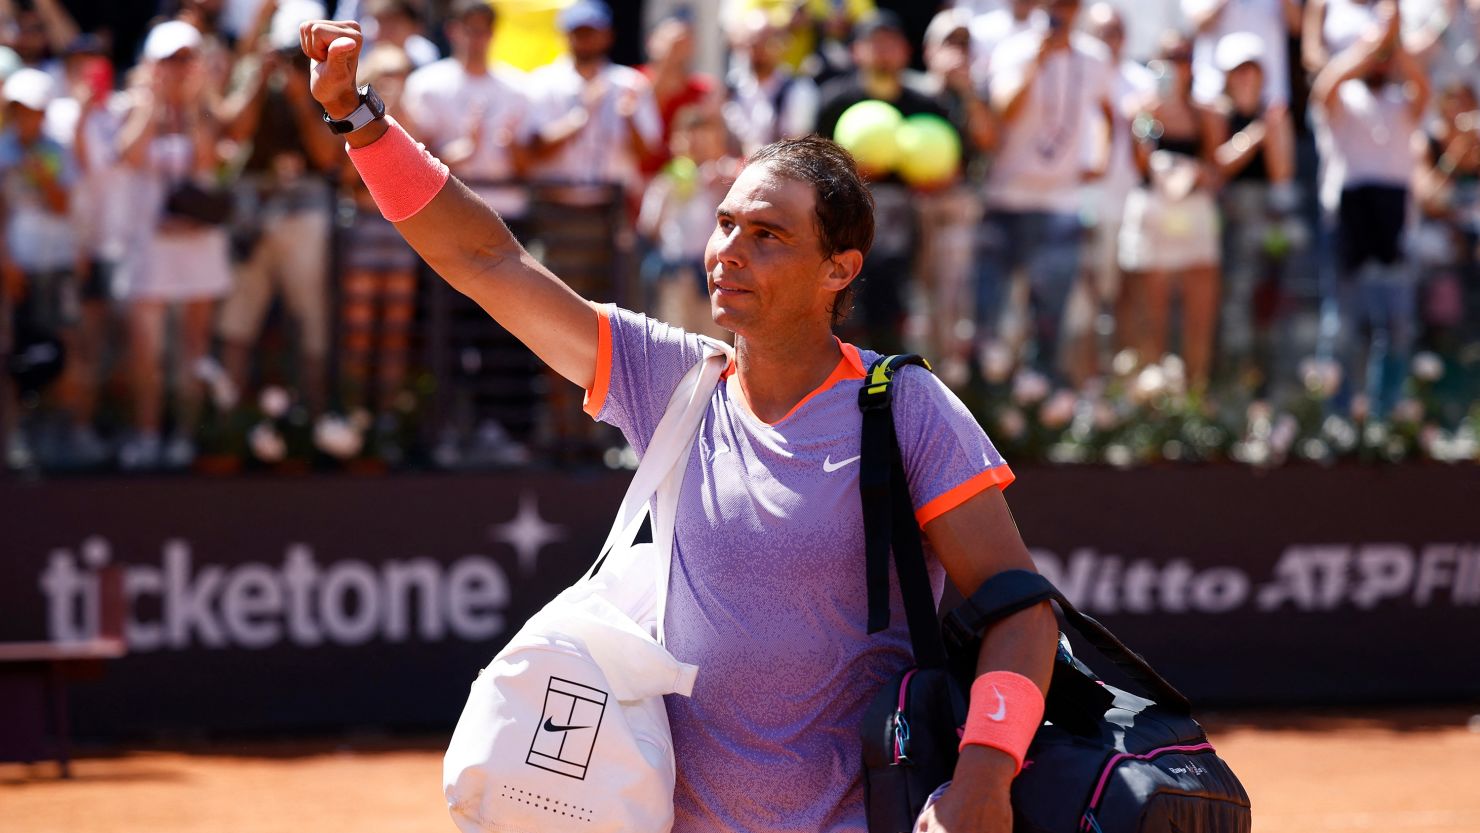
[
  {"left": 586, "top": 341, "right": 729, "bottom": 581},
  {"left": 858, "top": 354, "right": 947, "bottom": 669}
]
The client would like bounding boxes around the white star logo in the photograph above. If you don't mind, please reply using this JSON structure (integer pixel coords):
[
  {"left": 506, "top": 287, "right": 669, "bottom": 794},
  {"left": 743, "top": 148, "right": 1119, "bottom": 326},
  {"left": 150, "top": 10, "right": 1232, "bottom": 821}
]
[{"left": 491, "top": 492, "right": 565, "bottom": 575}]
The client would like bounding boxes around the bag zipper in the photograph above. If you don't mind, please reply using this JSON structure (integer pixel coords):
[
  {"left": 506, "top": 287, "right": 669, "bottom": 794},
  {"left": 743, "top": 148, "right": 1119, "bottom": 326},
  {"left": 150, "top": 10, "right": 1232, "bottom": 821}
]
[
  {"left": 891, "top": 668, "right": 917, "bottom": 765},
  {"left": 1078, "top": 742, "right": 1216, "bottom": 831}
]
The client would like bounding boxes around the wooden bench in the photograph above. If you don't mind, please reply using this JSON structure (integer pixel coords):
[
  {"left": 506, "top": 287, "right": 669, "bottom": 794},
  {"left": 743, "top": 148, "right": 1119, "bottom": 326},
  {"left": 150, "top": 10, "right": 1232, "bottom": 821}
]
[{"left": 0, "top": 567, "right": 126, "bottom": 777}]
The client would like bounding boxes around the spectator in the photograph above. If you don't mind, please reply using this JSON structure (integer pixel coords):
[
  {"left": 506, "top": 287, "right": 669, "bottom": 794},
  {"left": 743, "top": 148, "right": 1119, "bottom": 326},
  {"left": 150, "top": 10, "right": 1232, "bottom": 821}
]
[
  {"left": 1184, "top": 0, "right": 1298, "bottom": 107},
  {"left": 47, "top": 35, "right": 125, "bottom": 466},
  {"left": 636, "top": 105, "right": 735, "bottom": 339},
  {"left": 917, "top": 7, "right": 996, "bottom": 384},
  {"left": 1414, "top": 79, "right": 1480, "bottom": 357},
  {"left": 968, "top": 0, "right": 1044, "bottom": 86},
  {"left": 721, "top": 9, "right": 818, "bottom": 157},
  {"left": 815, "top": 10, "right": 952, "bottom": 352},
  {"left": 1066, "top": 1, "right": 1153, "bottom": 387},
  {"left": 403, "top": 0, "right": 529, "bottom": 224},
  {"left": 363, "top": 0, "right": 439, "bottom": 68},
  {"left": 114, "top": 20, "right": 233, "bottom": 469},
  {"left": 638, "top": 12, "right": 716, "bottom": 177},
  {"left": 1213, "top": 32, "right": 1296, "bottom": 389},
  {"left": 1119, "top": 33, "right": 1226, "bottom": 391},
  {"left": 522, "top": 0, "right": 660, "bottom": 200},
  {"left": 217, "top": 0, "right": 344, "bottom": 417},
  {"left": 522, "top": 0, "right": 661, "bottom": 457},
  {"left": 6, "top": 0, "right": 79, "bottom": 88},
  {"left": 340, "top": 44, "right": 422, "bottom": 419},
  {"left": 922, "top": 7, "right": 997, "bottom": 164},
  {"left": 723, "top": 0, "right": 874, "bottom": 84},
  {"left": 978, "top": 0, "right": 1115, "bottom": 383},
  {"left": 1311, "top": 8, "right": 1428, "bottom": 418},
  {"left": 0, "top": 67, "right": 77, "bottom": 469}
]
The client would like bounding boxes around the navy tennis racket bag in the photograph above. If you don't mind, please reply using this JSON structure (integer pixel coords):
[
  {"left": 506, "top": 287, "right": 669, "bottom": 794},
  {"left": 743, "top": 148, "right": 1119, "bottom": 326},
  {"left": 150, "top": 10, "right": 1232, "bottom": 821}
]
[{"left": 855, "top": 356, "right": 1251, "bottom": 833}]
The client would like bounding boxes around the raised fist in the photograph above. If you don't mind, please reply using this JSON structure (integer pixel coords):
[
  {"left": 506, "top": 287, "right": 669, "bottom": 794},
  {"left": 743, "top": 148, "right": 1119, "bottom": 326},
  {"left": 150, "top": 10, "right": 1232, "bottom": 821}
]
[{"left": 299, "top": 19, "right": 363, "bottom": 118}]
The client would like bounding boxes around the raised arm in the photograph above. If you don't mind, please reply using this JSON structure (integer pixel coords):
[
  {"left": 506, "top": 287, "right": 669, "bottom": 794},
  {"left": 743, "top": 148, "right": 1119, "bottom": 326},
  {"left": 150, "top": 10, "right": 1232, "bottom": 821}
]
[
  {"left": 303, "top": 20, "right": 599, "bottom": 390},
  {"left": 1310, "top": 25, "right": 1393, "bottom": 113}
]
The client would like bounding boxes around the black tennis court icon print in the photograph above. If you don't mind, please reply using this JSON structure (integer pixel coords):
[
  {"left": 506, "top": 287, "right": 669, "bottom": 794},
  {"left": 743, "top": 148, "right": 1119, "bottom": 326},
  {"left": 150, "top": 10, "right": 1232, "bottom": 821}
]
[{"left": 527, "top": 676, "right": 608, "bottom": 779}]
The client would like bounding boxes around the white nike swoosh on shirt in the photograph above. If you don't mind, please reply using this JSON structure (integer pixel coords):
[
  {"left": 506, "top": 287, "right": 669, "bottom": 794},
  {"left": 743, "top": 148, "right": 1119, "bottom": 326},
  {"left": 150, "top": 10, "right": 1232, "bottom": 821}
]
[
  {"left": 709, "top": 445, "right": 730, "bottom": 461},
  {"left": 822, "top": 454, "right": 861, "bottom": 473},
  {"left": 987, "top": 685, "right": 1007, "bottom": 721}
]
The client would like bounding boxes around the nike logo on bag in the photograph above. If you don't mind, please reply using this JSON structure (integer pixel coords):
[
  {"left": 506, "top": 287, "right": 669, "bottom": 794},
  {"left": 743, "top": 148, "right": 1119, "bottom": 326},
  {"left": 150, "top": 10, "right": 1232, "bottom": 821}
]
[
  {"left": 987, "top": 685, "right": 1007, "bottom": 721},
  {"left": 543, "top": 718, "right": 590, "bottom": 733},
  {"left": 822, "top": 454, "right": 861, "bottom": 472}
]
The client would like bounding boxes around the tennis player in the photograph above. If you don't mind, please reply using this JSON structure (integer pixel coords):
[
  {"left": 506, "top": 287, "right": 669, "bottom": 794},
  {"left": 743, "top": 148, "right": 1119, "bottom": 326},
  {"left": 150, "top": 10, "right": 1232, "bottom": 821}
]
[{"left": 302, "top": 16, "right": 1056, "bottom": 833}]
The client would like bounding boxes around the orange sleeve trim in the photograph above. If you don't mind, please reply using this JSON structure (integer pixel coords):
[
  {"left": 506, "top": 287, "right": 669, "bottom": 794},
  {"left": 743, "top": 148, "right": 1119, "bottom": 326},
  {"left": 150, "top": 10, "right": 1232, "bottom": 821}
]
[
  {"left": 915, "top": 466, "right": 1016, "bottom": 527},
  {"left": 582, "top": 303, "right": 613, "bottom": 419}
]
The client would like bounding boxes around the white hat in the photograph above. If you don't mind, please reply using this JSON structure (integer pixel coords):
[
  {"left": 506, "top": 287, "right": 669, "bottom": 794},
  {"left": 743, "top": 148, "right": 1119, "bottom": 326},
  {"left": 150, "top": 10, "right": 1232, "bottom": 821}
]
[
  {"left": 270, "top": 1, "right": 327, "bottom": 52},
  {"left": 1215, "top": 32, "right": 1265, "bottom": 73},
  {"left": 143, "top": 20, "right": 203, "bottom": 62},
  {"left": 3, "top": 67, "right": 55, "bottom": 112},
  {"left": 924, "top": 8, "right": 973, "bottom": 53}
]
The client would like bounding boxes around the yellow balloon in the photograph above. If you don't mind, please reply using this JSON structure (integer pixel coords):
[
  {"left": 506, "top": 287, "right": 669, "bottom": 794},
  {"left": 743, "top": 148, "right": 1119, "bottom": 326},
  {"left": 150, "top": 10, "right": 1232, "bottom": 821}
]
[
  {"left": 833, "top": 100, "right": 903, "bottom": 174},
  {"left": 895, "top": 114, "right": 961, "bottom": 188}
]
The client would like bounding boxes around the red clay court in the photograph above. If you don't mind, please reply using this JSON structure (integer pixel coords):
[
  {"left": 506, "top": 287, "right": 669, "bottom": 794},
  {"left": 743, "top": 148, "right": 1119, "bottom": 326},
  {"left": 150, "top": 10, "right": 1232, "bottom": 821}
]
[{"left": 2, "top": 708, "right": 1478, "bottom": 833}]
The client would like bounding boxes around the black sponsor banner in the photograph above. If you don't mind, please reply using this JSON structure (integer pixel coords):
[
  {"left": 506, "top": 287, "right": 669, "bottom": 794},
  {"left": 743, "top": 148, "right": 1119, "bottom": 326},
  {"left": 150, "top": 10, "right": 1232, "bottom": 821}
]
[{"left": 1, "top": 465, "right": 1477, "bottom": 740}]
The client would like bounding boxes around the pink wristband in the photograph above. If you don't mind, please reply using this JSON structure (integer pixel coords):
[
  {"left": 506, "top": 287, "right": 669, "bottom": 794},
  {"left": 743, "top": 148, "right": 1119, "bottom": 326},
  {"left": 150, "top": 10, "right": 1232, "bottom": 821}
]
[
  {"left": 346, "top": 115, "right": 450, "bottom": 223},
  {"left": 959, "top": 670, "right": 1045, "bottom": 773}
]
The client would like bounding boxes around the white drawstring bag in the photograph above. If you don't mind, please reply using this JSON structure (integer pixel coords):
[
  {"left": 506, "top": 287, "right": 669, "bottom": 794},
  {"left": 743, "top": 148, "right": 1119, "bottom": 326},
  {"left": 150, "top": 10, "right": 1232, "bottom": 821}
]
[{"left": 444, "top": 342, "right": 728, "bottom": 833}]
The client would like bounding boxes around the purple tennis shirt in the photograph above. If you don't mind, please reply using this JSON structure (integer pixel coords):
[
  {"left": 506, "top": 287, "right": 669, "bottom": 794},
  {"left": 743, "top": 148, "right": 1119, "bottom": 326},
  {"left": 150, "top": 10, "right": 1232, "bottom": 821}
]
[{"left": 584, "top": 305, "right": 1014, "bottom": 833}]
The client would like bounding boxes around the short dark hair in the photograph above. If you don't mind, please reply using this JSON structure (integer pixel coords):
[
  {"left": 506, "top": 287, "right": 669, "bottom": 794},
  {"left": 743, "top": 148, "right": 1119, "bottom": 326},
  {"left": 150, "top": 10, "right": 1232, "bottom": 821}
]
[
  {"left": 746, "top": 136, "right": 874, "bottom": 325},
  {"left": 450, "top": 0, "right": 496, "bottom": 25}
]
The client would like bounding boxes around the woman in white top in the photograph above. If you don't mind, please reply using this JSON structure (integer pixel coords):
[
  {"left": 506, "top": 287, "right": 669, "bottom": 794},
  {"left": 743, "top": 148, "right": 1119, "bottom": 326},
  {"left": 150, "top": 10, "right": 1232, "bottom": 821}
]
[{"left": 115, "top": 21, "right": 233, "bottom": 469}]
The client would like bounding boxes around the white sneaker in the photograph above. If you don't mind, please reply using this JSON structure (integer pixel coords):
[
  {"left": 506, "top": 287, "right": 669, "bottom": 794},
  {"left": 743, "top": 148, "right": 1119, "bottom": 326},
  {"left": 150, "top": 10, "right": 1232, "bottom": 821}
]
[
  {"left": 119, "top": 433, "right": 162, "bottom": 470},
  {"left": 163, "top": 435, "right": 196, "bottom": 469}
]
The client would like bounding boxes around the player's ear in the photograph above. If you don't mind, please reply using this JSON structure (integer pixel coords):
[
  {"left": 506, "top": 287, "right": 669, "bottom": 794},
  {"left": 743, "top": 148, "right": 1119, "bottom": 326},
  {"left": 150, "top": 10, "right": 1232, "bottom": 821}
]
[{"left": 822, "top": 248, "right": 863, "bottom": 293}]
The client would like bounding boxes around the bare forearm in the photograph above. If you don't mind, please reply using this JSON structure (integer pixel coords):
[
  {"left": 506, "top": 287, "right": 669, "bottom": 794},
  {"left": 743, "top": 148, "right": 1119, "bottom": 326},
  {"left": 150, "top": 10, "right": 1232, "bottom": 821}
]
[
  {"left": 118, "top": 105, "right": 157, "bottom": 168},
  {"left": 392, "top": 176, "right": 598, "bottom": 388}
]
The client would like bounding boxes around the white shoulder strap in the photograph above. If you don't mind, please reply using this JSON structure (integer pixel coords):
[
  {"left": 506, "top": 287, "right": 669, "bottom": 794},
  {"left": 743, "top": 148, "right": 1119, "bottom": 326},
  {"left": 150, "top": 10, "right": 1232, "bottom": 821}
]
[{"left": 583, "top": 340, "right": 730, "bottom": 584}]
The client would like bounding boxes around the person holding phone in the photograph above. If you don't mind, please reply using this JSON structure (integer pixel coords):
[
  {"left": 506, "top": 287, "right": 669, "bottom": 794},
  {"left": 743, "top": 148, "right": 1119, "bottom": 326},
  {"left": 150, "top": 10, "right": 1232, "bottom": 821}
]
[{"left": 977, "top": 0, "right": 1117, "bottom": 385}]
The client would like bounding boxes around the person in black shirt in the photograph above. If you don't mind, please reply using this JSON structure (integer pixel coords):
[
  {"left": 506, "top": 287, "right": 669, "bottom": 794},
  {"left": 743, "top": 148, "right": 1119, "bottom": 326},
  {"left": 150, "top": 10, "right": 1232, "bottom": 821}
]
[{"left": 814, "top": 11, "right": 955, "bottom": 353}]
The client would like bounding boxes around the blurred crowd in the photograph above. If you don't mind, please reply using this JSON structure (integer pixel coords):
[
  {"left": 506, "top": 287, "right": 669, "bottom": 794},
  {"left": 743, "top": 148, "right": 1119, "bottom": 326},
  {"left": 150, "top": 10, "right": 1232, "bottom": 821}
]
[{"left": 1, "top": 0, "right": 1478, "bottom": 474}]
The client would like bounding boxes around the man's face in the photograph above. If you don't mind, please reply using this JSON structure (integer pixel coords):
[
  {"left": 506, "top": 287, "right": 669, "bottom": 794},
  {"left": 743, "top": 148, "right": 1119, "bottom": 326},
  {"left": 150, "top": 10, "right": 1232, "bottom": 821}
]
[
  {"left": 856, "top": 28, "right": 910, "bottom": 75},
  {"left": 745, "top": 23, "right": 785, "bottom": 71},
  {"left": 14, "top": 14, "right": 48, "bottom": 62},
  {"left": 451, "top": 10, "right": 495, "bottom": 58},
  {"left": 567, "top": 25, "right": 613, "bottom": 63},
  {"left": 704, "top": 163, "right": 850, "bottom": 336}
]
